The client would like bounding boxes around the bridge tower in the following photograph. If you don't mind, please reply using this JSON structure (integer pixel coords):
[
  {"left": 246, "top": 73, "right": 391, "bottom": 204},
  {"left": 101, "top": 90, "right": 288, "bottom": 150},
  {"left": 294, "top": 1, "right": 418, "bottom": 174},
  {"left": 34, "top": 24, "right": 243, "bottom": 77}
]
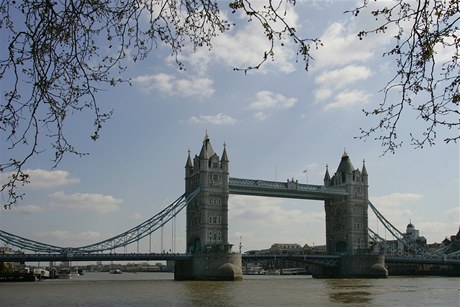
[
  {"left": 320, "top": 152, "right": 387, "bottom": 278},
  {"left": 185, "top": 132, "right": 232, "bottom": 254},
  {"left": 176, "top": 133, "right": 242, "bottom": 281},
  {"left": 324, "top": 151, "right": 369, "bottom": 255}
]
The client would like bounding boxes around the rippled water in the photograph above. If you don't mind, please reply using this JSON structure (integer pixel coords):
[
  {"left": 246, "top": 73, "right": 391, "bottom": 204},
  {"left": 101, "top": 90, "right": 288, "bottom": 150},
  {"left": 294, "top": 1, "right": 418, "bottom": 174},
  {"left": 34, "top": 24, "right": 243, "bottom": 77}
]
[{"left": 1, "top": 273, "right": 459, "bottom": 306}]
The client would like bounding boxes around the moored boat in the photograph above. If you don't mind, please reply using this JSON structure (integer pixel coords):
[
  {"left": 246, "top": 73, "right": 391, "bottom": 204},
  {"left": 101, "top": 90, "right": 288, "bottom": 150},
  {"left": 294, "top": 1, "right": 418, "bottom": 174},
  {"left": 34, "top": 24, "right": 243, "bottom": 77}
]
[
  {"left": 57, "top": 268, "right": 72, "bottom": 279},
  {"left": 109, "top": 268, "right": 122, "bottom": 274}
]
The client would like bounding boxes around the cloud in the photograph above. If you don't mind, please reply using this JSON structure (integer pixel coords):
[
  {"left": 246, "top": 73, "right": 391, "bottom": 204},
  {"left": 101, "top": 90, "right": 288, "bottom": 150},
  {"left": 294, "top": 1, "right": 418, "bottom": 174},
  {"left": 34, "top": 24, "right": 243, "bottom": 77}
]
[
  {"left": 188, "top": 113, "right": 237, "bottom": 125},
  {"left": 314, "top": 65, "right": 373, "bottom": 110},
  {"left": 0, "top": 169, "right": 79, "bottom": 189},
  {"left": 247, "top": 91, "right": 298, "bottom": 120},
  {"left": 324, "top": 89, "right": 372, "bottom": 111},
  {"left": 313, "top": 22, "right": 376, "bottom": 69},
  {"left": 131, "top": 212, "right": 142, "bottom": 220},
  {"left": 10, "top": 204, "right": 45, "bottom": 214},
  {"left": 443, "top": 207, "right": 460, "bottom": 223},
  {"left": 309, "top": 18, "right": 390, "bottom": 112},
  {"left": 312, "top": 3, "right": 399, "bottom": 70},
  {"left": 368, "top": 192, "right": 423, "bottom": 234},
  {"left": 229, "top": 195, "right": 324, "bottom": 227},
  {"left": 368, "top": 193, "right": 459, "bottom": 242},
  {"left": 34, "top": 230, "right": 102, "bottom": 247},
  {"left": 315, "top": 65, "right": 373, "bottom": 90},
  {"left": 177, "top": 8, "right": 300, "bottom": 74},
  {"left": 371, "top": 193, "right": 424, "bottom": 208},
  {"left": 314, "top": 88, "right": 333, "bottom": 101},
  {"left": 416, "top": 221, "right": 458, "bottom": 242},
  {"left": 248, "top": 91, "right": 298, "bottom": 110},
  {"left": 49, "top": 191, "right": 122, "bottom": 213},
  {"left": 253, "top": 111, "right": 267, "bottom": 121},
  {"left": 133, "top": 73, "right": 214, "bottom": 98}
]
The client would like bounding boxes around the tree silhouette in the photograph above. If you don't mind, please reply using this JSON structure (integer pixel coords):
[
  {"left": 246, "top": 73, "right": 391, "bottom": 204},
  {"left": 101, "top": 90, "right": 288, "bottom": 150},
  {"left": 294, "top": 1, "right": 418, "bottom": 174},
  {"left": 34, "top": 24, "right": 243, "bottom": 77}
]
[
  {"left": 0, "top": 0, "right": 319, "bottom": 208},
  {"left": 1, "top": 0, "right": 458, "bottom": 207},
  {"left": 349, "top": 0, "right": 459, "bottom": 154}
]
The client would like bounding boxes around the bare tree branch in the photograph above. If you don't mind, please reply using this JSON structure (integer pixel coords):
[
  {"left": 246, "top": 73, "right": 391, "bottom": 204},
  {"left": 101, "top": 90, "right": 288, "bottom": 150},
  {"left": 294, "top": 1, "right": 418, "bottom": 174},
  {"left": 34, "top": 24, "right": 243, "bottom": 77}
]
[
  {"left": 0, "top": 0, "right": 317, "bottom": 207},
  {"left": 349, "top": 0, "right": 459, "bottom": 154}
]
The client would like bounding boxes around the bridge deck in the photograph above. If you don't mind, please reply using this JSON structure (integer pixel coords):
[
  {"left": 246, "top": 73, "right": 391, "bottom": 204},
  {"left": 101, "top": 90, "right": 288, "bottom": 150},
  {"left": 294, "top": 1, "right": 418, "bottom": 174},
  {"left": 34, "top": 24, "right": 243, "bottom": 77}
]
[
  {"left": 1, "top": 253, "right": 458, "bottom": 266},
  {"left": 229, "top": 178, "right": 348, "bottom": 200},
  {"left": 0, "top": 253, "right": 193, "bottom": 262},
  {"left": 242, "top": 254, "right": 340, "bottom": 267}
]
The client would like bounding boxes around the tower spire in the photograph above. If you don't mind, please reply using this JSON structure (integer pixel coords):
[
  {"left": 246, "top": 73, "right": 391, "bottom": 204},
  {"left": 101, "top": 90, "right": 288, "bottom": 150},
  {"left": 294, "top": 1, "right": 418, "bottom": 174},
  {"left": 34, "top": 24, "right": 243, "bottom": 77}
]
[
  {"left": 185, "top": 149, "right": 193, "bottom": 168},
  {"left": 324, "top": 164, "right": 331, "bottom": 185},
  {"left": 362, "top": 159, "right": 368, "bottom": 176},
  {"left": 200, "top": 131, "right": 214, "bottom": 159},
  {"left": 221, "top": 142, "right": 229, "bottom": 162}
]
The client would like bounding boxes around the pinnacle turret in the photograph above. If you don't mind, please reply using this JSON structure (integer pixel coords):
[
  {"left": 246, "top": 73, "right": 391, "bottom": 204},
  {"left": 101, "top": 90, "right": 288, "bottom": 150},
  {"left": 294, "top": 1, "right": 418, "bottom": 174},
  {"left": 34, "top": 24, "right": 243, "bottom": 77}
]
[
  {"left": 199, "top": 131, "right": 215, "bottom": 159},
  {"left": 221, "top": 143, "right": 229, "bottom": 163},
  {"left": 324, "top": 164, "right": 331, "bottom": 185},
  {"left": 336, "top": 151, "right": 355, "bottom": 174},
  {"left": 185, "top": 149, "right": 193, "bottom": 168},
  {"left": 362, "top": 159, "right": 368, "bottom": 176}
]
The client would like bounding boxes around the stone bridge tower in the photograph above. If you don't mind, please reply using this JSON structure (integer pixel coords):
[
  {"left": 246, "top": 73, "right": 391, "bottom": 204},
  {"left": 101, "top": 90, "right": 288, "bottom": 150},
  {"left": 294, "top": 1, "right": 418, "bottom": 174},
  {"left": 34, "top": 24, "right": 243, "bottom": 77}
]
[
  {"left": 185, "top": 133, "right": 231, "bottom": 254},
  {"left": 177, "top": 133, "right": 242, "bottom": 281},
  {"left": 324, "top": 151, "right": 369, "bottom": 256},
  {"left": 320, "top": 152, "right": 387, "bottom": 278}
]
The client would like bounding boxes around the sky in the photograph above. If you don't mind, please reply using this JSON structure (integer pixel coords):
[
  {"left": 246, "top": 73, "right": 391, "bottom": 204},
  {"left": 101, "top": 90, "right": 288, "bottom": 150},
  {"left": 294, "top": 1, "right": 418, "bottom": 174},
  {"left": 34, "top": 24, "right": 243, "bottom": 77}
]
[{"left": 0, "top": 0, "right": 459, "bottom": 255}]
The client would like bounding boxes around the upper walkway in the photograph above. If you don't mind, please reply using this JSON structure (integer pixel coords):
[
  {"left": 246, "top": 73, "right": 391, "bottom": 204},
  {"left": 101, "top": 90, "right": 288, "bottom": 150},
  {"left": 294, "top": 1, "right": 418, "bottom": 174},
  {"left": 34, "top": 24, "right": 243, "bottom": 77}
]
[{"left": 229, "top": 177, "right": 348, "bottom": 200}]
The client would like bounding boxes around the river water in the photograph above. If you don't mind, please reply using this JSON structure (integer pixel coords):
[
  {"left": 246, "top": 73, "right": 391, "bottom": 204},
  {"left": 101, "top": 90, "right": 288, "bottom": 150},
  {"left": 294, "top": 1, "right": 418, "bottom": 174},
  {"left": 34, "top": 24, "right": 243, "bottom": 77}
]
[{"left": 0, "top": 273, "right": 459, "bottom": 306}]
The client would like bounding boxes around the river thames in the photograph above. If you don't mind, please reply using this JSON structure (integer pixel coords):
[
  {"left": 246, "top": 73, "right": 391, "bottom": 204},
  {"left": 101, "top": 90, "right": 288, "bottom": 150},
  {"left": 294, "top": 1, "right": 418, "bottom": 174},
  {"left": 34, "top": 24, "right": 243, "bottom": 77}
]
[{"left": 0, "top": 273, "right": 459, "bottom": 306}]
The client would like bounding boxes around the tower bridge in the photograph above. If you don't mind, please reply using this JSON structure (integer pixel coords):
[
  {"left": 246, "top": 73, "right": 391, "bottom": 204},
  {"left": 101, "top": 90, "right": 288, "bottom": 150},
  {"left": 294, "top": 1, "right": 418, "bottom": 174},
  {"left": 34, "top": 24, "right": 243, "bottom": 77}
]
[
  {"left": 1, "top": 133, "right": 459, "bottom": 280},
  {"left": 180, "top": 133, "right": 382, "bottom": 280}
]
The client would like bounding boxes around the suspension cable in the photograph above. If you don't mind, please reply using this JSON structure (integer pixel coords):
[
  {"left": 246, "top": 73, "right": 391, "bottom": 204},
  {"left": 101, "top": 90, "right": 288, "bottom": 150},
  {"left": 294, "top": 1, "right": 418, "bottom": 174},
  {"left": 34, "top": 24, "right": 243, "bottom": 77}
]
[{"left": 0, "top": 189, "right": 199, "bottom": 254}]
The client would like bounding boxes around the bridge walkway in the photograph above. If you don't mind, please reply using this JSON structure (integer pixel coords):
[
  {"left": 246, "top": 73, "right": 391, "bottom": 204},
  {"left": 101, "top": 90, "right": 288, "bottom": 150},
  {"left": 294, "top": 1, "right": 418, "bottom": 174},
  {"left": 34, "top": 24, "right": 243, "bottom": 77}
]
[{"left": 228, "top": 177, "right": 348, "bottom": 200}]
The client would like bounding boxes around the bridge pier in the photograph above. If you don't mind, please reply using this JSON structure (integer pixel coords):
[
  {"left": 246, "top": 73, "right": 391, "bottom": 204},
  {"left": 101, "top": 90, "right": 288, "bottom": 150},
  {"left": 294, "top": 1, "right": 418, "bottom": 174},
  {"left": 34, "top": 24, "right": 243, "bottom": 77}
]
[
  {"left": 312, "top": 254, "right": 388, "bottom": 278},
  {"left": 174, "top": 253, "right": 242, "bottom": 281}
]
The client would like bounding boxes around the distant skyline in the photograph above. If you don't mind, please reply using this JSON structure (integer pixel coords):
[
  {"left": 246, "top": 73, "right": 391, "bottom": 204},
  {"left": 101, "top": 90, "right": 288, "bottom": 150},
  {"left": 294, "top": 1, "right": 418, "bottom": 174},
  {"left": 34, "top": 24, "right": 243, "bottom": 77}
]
[{"left": 1, "top": 1, "right": 458, "bottom": 254}]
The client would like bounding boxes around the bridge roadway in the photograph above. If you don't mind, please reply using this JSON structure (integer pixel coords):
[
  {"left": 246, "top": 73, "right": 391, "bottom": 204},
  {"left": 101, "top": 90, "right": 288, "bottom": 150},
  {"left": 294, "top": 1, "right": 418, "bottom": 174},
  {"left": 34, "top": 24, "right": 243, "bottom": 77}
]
[
  {"left": 0, "top": 252, "right": 193, "bottom": 263},
  {"left": 228, "top": 177, "right": 348, "bottom": 200},
  {"left": 242, "top": 254, "right": 460, "bottom": 267},
  {"left": 0, "top": 252, "right": 340, "bottom": 267},
  {"left": 385, "top": 255, "right": 460, "bottom": 265},
  {"left": 2, "top": 253, "right": 458, "bottom": 267}
]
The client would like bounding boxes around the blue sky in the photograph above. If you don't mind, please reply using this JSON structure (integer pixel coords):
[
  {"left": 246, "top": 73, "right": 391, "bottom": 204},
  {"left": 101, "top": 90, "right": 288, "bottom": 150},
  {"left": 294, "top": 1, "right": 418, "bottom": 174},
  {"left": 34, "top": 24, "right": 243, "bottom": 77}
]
[{"left": 1, "top": 1, "right": 458, "bottom": 254}]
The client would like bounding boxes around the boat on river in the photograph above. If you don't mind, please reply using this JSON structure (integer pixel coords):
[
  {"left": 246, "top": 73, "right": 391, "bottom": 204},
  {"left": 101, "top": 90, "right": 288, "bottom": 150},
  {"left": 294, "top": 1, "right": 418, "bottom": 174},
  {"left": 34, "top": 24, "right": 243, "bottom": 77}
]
[
  {"left": 109, "top": 268, "right": 122, "bottom": 274},
  {"left": 57, "top": 268, "right": 72, "bottom": 279}
]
